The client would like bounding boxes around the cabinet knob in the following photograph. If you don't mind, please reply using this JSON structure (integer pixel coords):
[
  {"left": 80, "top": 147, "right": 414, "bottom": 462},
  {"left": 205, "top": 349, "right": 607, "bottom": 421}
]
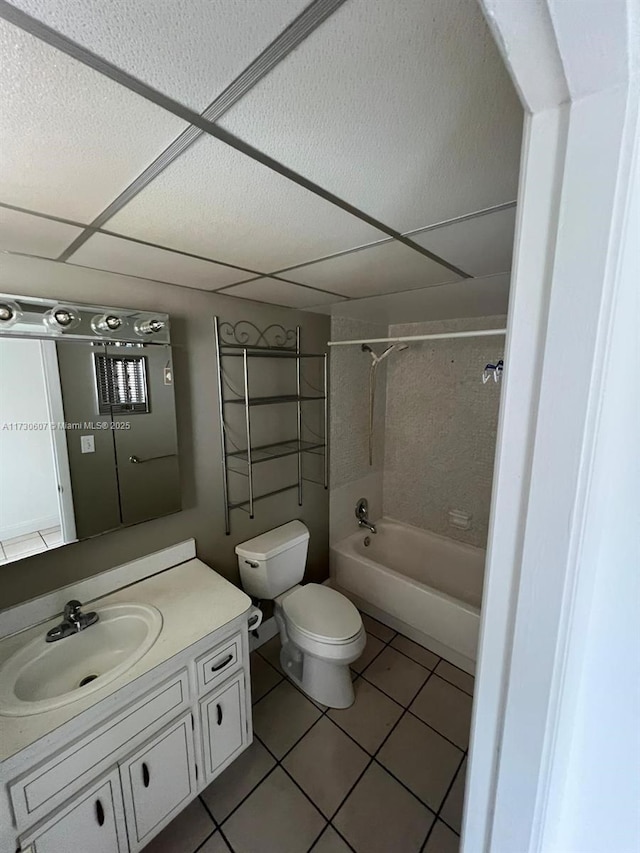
[
  {"left": 95, "top": 799, "right": 105, "bottom": 827},
  {"left": 142, "top": 762, "right": 150, "bottom": 788}
]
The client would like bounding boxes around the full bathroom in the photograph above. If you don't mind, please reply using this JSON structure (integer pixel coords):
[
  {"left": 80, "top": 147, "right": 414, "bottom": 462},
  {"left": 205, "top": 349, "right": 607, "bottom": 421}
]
[{"left": 1, "top": 3, "right": 637, "bottom": 853}]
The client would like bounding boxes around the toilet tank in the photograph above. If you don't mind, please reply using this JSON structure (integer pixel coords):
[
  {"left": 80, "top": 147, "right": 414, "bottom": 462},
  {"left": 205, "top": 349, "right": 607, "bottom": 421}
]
[{"left": 235, "top": 521, "right": 310, "bottom": 600}]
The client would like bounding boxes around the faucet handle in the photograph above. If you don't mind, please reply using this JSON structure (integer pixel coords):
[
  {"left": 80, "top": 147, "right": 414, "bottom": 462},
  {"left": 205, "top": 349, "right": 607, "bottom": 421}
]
[
  {"left": 64, "top": 600, "right": 83, "bottom": 621},
  {"left": 355, "top": 498, "right": 369, "bottom": 519}
]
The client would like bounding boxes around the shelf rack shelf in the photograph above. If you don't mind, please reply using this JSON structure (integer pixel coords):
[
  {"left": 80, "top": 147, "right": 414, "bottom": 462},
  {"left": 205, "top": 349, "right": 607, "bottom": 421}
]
[{"left": 214, "top": 317, "right": 328, "bottom": 534}]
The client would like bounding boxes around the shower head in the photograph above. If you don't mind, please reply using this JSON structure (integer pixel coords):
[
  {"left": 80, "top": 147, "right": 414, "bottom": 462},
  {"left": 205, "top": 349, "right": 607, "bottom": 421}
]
[{"left": 362, "top": 342, "right": 408, "bottom": 365}]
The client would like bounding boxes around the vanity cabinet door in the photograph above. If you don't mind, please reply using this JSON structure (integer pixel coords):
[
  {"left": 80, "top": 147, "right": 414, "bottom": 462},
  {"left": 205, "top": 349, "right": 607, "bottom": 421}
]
[
  {"left": 20, "top": 769, "right": 127, "bottom": 853},
  {"left": 200, "top": 672, "right": 249, "bottom": 781},
  {"left": 119, "top": 712, "right": 196, "bottom": 852}
]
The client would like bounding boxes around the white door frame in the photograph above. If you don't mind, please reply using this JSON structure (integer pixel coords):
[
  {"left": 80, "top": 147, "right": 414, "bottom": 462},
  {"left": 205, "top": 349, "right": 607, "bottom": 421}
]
[
  {"left": 463, "top": 2, "right": 638, "bottom": 851},
  {"left": 40, "top": 340, "right": 77, "bottom": 544}
]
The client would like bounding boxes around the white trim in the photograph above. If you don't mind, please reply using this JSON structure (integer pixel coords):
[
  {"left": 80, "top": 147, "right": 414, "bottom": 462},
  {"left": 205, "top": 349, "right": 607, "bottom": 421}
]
[
  {"left": 327, "top": 329, "right": 506, "bottom": 346},
  {"left": 40, "top": 340, "right": 76, "bottom": 544},
  {"left": 0, "top": 539, "right": 196, "bottom": 640}
]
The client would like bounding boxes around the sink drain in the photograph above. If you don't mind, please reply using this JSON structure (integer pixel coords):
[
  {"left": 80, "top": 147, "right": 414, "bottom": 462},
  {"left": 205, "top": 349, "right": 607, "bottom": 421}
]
[{"left": 78, "top": 674, "right": 99, "bottom": 687}]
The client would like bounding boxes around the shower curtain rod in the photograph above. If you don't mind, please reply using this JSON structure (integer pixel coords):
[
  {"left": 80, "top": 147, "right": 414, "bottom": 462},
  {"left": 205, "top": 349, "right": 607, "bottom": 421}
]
[{"left": 327, "top": 328, "right": 506, "bottom": 346}]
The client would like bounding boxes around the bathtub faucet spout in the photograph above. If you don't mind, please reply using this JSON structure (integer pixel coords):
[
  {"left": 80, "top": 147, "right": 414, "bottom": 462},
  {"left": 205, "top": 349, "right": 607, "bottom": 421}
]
[{"left": 355, "top": 498, "right": 377, "bottom": 534}]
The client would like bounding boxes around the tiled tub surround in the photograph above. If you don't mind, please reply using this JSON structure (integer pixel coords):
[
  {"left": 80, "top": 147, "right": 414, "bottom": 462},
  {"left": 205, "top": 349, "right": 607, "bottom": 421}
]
[
  {"left": 144, "top": 613, "right": 472, "bottom": 853},
  {"left": 332, "top": 519, "right": 485, "bottom": 672},
  {"left": 329, "top": 317, "right": 387, "bottom": 545},
  {"left": 383, "top": 315, "right": 506, "bottom": 549}
]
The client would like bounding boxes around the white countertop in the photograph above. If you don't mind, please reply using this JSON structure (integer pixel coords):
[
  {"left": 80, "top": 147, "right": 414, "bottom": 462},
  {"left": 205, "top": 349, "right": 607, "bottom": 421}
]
[{"left": 0, "top": 559, "right": 251, "bottom": 762}]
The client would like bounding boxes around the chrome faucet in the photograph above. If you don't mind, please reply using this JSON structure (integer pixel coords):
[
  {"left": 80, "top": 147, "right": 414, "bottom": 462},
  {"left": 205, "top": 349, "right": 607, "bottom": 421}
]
[
  {"left": 355, "top": 498, "right": 377, "bottom": 534},
  {"left": 46, "top": 600, "right": 99, "bottom": 643}
]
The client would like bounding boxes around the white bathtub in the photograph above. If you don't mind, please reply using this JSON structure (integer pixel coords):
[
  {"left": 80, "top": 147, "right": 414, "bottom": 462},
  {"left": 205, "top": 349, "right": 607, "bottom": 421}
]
[{"left": 330, "top": 518, "right": 485, "bottom": 674}]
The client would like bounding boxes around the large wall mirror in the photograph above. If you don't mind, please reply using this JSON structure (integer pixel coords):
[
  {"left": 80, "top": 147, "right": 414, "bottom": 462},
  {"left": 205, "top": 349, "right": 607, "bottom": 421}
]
[{"left": 0, "top": 294, "right": 180, "bottom": 565}]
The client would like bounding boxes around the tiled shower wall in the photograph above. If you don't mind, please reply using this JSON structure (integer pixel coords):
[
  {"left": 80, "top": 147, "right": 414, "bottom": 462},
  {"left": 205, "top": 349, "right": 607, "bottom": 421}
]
[
  {"left": 329, "top": 314, "right": 505, "bottom": 549},
  {"left": 329, "top": 317, "right": 387, "bottom": 544},
  {"left": 383, "top": 316, "right": 506, "bottom": 548}
]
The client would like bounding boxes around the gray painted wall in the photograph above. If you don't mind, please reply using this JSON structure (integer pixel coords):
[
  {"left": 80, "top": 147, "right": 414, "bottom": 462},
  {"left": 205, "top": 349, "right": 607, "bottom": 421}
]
[{"left": 0, "top": 254, "right": 330, "bottom": 609}]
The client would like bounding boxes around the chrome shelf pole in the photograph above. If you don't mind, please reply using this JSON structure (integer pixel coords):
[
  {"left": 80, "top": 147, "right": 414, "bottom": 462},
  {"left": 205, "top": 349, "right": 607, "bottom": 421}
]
[
  {"left": 213, "top": 316, "right": 231, "bottom": 535},
  {"left": 323, "top": 352, "right": 329, "bottom": 489},
  {"left": 243, "top": 347, "right": 254, "bottom": 518},
  {"left": 296, "top": 326, "right": 303, "bottom": 506}
]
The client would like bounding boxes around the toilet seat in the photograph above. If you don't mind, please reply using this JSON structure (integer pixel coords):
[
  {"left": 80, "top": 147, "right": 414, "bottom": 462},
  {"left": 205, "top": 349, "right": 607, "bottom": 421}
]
[{"left": 282, "top": 584, "right": 362, "bottom": 645}]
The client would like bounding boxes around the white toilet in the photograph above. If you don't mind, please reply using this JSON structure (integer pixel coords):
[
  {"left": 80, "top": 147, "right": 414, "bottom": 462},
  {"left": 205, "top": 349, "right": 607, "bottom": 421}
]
[{"left": 236, "top": 521, "right": 366, "bottom": 708}]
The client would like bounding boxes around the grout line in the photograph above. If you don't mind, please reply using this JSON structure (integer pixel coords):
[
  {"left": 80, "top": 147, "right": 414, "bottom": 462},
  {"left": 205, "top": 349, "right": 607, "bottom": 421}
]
[
  {"left": 192, "top": 823, "right": 219, "bottom": 853},
  {"left": 420, "top": 752, "right": 467, "bottom": 851},
  {"left": 198, "top": 793, "right": 236, "bottom": 852},
  {"left": 0, "top": 0, "right": 472, "bottom": 281}
]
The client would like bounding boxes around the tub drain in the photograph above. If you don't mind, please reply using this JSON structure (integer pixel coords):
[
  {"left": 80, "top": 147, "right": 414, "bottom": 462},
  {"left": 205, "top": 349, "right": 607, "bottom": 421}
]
[{"left": 78, "top": 674, "right": 98, "bottom": 687}]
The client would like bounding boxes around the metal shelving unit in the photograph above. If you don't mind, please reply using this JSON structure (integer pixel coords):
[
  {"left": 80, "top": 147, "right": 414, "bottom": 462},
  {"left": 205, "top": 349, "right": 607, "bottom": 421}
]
[{"left": 214, "top": 317, "right": 328, "bottom": 534}]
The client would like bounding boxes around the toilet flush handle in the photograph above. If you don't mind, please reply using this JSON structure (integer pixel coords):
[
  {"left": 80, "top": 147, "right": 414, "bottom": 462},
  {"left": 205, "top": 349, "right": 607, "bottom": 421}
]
[{"left": 244, "top": 559, "right": 259, "bottom": 568}]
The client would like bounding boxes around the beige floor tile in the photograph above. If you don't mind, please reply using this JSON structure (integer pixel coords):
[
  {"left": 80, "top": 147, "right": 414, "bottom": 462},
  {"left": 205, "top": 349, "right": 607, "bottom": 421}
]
[
  {"left": 311, "top": 825, "right": 352, "bottom": 852},
  {"left": 257, "top": 635, "right": 284, "bottom": 673},
  {"left": 361, "top": 612, "right": 396, "bottom": 642},
  {"left": 199, "top": 832, "right": 232, "bottom": 853},
  {"left": 391, "top": 635, "right": 440, "bottom": 671},
  {"left": 363, "top": 646, "right": 429, "bottom": 706},
  {"left": 141, "top": 797, "right": 214, "bottom": 853},
  {"left": 253, "top": 680, "right": 322, "bottom": 757},
  {"left": 283, "top": 717, "right": 369, "bottom": 818},
  {"left": 41, "top": 526, "right": 63, "bottom": 547},
  {"left": 223, "top": 767, "right": 325, "bottom": 853},
  {"left": 377, "top": 713, "right": 463, "bottom": 810},
  {"left": 328, "top": 679, "right": 403, "bottom": 754},
  {"left": 424, "top": 820, "right": 460, "bottom": 853},
  {"left": 351, "top": 633, "right": 385, "bottom": 673},
  {"left": 201, "top": 738, "right": 276, "bottom": 823},
  {"left": 3, "top": 532, "right": 47, "bottom": 560},
  {"left": 410, "top": 676, "right": 473, "bottom": 749},
  {"left": 334, "top": 763, "right": 434, "bottom": 853},
  {"left": 250, "top": 651, "right": 282, "bottom": 703},
  {"left": 440, "top": 758, "right": 467, "bottom": 834},
  {"left": 435, "top": 660, "right": 475, "bottom": 695}
]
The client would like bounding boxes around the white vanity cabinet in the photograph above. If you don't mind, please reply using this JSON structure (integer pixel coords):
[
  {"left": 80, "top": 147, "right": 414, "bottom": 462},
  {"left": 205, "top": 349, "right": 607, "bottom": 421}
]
[{"left": 1, "top": 616, "right": 252, "bottom": 853}]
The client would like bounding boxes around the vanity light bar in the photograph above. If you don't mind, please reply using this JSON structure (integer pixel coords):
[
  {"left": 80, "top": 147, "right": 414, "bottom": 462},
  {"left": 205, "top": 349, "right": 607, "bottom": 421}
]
[{"left": 0, "top": 293, "right": 170, "bottom": 344}]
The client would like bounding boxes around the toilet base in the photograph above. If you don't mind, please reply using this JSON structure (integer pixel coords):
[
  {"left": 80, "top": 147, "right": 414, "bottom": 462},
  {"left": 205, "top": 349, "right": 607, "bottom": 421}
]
[{"left": 280, "top": 642, "right": 356, "bottom": 709}]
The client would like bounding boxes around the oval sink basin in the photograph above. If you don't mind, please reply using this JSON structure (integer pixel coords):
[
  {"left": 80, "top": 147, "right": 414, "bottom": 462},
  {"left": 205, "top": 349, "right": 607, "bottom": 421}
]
[{"left": 0, "top": 603, "right": 163, "bottom": 716}]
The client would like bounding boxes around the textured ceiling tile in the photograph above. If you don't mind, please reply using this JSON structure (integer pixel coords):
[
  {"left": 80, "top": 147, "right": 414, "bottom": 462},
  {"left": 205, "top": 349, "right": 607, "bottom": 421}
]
[
  {"left": 68, "top": 232, "right": 253, "bottom": 290},
  {"left": 106, "top": 135, "right": 383, "bottom": 271},
  {"left": 316, "top": 274, "right": 511, "bottom": 324},
  {"left": 223, "top": 277, "right": 344, "bottom": 309},
  {"left": 0, "top": 21, "right": 187, "bottom": 221},
  {"left": 0, "top": 207, "right": 83, "bottom": 258},
  {"left": 408, "top": 207, "right": 516, "bottom": 277},
  {"left": 284, "top": 241, "right": 461, "bottom": 299},
  {"left": 10, "top": 0, "right": 310, "bottom": 111},
  {"left": 221, "top": 0, "right": 523, "bottom": 233}
]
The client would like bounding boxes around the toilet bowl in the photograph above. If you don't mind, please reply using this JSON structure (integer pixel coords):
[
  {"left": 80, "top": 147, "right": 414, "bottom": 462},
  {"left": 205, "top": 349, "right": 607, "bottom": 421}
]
[
  {"left": 275, "top": 584, "right": 366, "bottom": 708},
  {"left": 235, "top": 521, "right": 365, "bottom": 708}
]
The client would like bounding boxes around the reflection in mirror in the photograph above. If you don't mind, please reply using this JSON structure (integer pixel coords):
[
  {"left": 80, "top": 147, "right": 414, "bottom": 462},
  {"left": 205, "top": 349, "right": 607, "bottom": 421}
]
[{"left": 0, "top": 295, "right": 181, "bottom": 566}]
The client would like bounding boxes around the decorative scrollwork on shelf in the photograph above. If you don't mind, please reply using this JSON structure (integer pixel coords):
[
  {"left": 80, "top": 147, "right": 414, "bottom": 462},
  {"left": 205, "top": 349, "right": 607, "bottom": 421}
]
[{"left": 219, "top": 320, "right": 297, "bottom": 350}]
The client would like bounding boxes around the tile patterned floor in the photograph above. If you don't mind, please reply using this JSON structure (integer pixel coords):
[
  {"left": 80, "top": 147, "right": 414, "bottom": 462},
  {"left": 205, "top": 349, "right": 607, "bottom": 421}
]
[
  {"left": 0, "top": 525, "right": 62, "bottom": 563},
  {"left": 144, "top": 614, "right": 473, "bottom": 853}
]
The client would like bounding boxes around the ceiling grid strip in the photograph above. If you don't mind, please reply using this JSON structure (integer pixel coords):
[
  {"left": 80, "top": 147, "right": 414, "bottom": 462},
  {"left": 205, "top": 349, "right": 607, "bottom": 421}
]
[
  {"left": 0, "top": 0, "right": 471, "bottom": 280},
  {"left": 53, "top": 0, "right": 349, "bottom": 260}
]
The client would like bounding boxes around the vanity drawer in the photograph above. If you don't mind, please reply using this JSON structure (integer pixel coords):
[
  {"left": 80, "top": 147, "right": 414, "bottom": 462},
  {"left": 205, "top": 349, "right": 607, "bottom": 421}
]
[
  {"left": 10, "top": 669, "right": 189, "bottom": 830},
  {"left": 195, "top": 633, "right": 242, "bottom": 694}
]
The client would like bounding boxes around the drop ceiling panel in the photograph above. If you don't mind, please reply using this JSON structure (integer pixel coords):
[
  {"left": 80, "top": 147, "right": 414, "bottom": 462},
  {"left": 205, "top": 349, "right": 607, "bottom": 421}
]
[
  {"left": 68, "top": 232, "right": 253, "bottom": 290},
  {"left": 0, "top": 207, "right": 83, "bottom": 258},
  {"left": 408, "top": 207, "right": 516, "bottom": 277},
  {"left": 220, "top": 0, "right": 523, "bottom": 233},
  {"left": 106, "top": 135, "right": 384, "bottom": 271},
  {"left": 0, "top": 21, "right": 187, "bottom": 222},
  {"left": 283, "top": 240, "right": 461, "bottom": 299},
  {"left": 312, "top": 273, "right": 511, "bottom": 324},
  {"left": 10, "top": 0, "right": 310, "bottom": 111},
  {"left": 223, "top": 277, "right": 344, "bottom": 309}
]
